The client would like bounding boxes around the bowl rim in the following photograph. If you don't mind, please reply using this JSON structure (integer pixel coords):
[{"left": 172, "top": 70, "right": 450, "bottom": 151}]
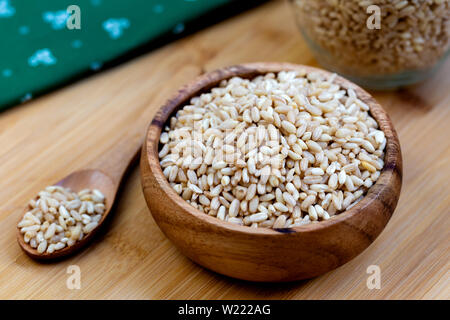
[{"left": 143, "top": 62, "right": 401, "bottom": 236}]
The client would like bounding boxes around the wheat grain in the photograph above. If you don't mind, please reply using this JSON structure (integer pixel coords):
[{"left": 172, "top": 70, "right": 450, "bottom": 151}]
[
  {"left": 292, "top": 0, "right": 449, "bottom": 76},
  {"left": 159, "top": 71, "right": 386, "bottom": 228},
  {"left": 18, "top": 186, "right": 106, "bottom": 254}
]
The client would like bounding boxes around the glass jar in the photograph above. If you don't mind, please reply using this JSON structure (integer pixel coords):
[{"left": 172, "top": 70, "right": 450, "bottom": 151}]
[{"left": 291, "top": 0, "right": 450, "bottom": 90}]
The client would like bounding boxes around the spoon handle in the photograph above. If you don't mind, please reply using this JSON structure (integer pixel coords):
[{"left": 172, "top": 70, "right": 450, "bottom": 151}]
[{"left": 87, "top": 128, "right": 144, "bottom": 187}]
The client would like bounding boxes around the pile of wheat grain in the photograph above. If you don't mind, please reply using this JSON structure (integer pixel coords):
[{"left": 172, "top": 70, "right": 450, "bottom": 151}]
[
  {"left": 159, "top": 71, "right": 385, "bottom": 228},
  {"left": 292, "top": 0, "right": 449, "bottom": 76}
]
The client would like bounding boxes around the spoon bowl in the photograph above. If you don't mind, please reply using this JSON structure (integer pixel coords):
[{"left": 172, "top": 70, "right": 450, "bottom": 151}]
[
  {"left": 17, "top": 170, "right": 115, "bottom": 260},
  {"left": 140, "top": 62, "right": 403, "bottom": 282}
]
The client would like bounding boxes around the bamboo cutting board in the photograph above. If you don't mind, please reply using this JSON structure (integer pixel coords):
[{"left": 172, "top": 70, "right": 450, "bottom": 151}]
[{"left": 0, "top": 0, "right": 449, "bottom": 299}]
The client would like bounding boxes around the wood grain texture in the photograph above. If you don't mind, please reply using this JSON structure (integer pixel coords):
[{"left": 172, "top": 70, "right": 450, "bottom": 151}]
[
  {"left": 141, "top": 62, "right": 402, "bottom": 282},
  {"left": 0, "top": 0, "right": 448, "bottom": 298}
]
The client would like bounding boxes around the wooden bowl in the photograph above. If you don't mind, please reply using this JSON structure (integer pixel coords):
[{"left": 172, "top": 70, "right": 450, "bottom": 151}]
[{"left": 140, "top": 62, "right": 402, "bottom": 282}]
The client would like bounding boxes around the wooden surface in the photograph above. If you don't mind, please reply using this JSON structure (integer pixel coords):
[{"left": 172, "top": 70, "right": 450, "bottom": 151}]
[
  {"left": 141, "top": 62, "right": 402, "bottom": 282},
  {"left": 0, "top": 0, "right": 448, "bottom": 299}
]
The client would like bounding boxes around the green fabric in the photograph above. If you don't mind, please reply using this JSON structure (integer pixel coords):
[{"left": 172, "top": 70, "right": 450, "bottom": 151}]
[{"left": 0, "top": 0, "right": 232, "bottom": 109}]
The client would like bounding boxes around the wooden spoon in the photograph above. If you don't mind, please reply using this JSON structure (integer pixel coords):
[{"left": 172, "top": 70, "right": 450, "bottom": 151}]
[{"left": 17, "top": 129, "right": 143, "bottom": 260}]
